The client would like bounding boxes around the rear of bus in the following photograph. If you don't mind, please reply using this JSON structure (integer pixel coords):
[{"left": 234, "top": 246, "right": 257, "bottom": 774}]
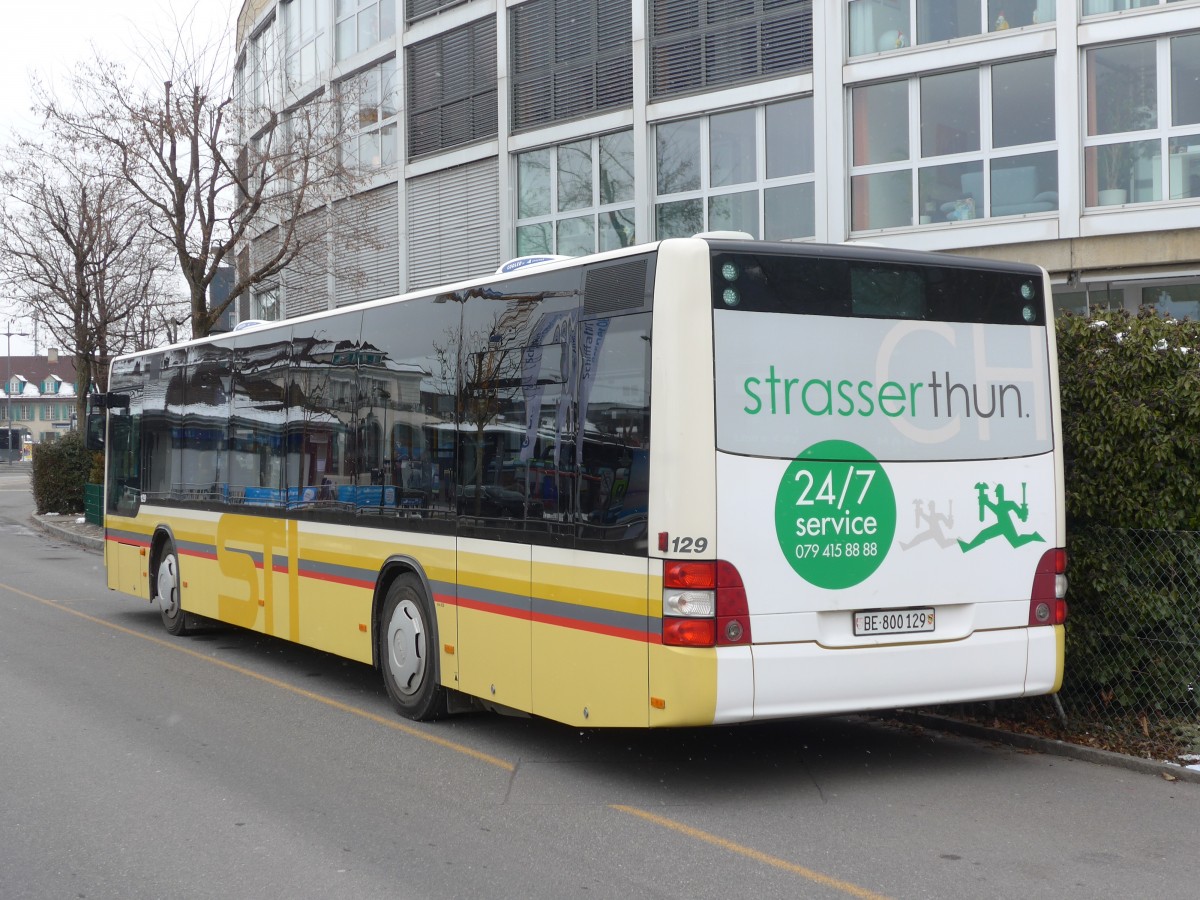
[{"left": 651, "top": 238, "right": 1066, "bottom": 724}]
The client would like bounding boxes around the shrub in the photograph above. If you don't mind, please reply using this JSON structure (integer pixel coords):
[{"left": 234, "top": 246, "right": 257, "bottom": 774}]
[
  {"left": 1056, "top": 309, "right": 1200, "bottom": 714},
  {"left": 31, "top": 430, "right": 92, "bottom": 514},
  {"left": 1056, "top": 308, "right": 1200, "bottom": 530}
]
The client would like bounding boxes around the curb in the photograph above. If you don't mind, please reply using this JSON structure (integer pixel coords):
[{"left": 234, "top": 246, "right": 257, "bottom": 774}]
[
  {"left": 30, "top": 514, "right": 104, "bottom": 553},
  {"left": 886, "top": 710, "right": 1200, "bottom": 784}
]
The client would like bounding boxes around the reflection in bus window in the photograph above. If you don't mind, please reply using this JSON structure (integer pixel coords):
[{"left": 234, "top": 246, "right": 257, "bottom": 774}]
[
  {"left": 182, "top": 343, "right": 232, "bottom": 503},
  {"left": 229, "top": 328, "right": 291, "bottom": 507},
  {"left": 290, "top": 315, "right": 362, "bottom": 511},
  {"left": 360, "top": 295, "right": 463, "bottom": 528},
  {"left": 451, "top": 267, "right": 582, "bottom": 541},
  {"left": 574, "top": 312, "right": 651, "bottom": 553},
  {"left": 105, "top": 356, "right": 144, "bottom": 516}
]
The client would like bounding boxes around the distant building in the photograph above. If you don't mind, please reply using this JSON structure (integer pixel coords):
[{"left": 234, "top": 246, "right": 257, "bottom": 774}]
[
  {"left": 233, "top": 1, "right": 1200, "bottom": 321},
  {"left": 208, "top": 264, "right": 237, "bottom": 334},
  {"left": 1, "top": 355, "right": 82, "bottom": 443}
]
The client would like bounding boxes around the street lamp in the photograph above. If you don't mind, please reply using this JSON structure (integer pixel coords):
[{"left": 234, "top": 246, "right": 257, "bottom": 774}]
[{"left": 4, "top": 321, "right": 30, "bottom": 465}]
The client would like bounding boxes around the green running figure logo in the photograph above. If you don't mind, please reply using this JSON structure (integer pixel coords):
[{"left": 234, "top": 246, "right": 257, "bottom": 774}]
[{"left": 958, "top": 482, "right": 1045, "bottom": 552}]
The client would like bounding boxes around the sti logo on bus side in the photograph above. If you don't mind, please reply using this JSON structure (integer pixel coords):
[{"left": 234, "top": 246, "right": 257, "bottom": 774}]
[{"left": 216, "top": 515, "right": 300, "bottom": 638}]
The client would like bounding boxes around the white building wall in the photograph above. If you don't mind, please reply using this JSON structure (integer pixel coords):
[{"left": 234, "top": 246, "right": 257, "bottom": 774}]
[{"left": 234, "top": 0, "right": 1200, "bottom": 318}]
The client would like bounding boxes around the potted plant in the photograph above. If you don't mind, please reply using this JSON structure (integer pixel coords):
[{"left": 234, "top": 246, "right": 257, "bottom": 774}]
[
  {"left": 1098, "top": 144, "right": 1134, "bottom": 206},
  {"left": 1092, "top": 50, "right": 1156, "bottom": 205}
]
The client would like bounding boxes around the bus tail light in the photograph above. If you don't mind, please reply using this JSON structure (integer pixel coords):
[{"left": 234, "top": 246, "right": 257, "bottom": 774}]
[
  {"left": 1029, "top": 548, "right": 1068, "bottom": 626},
  {"left": 663, "top": 560, "right": 752, "bottom": 647}
]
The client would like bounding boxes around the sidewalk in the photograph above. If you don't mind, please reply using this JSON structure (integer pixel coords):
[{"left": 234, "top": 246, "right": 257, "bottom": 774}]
[{"left": 31, "top": 512, "right": 104, "bottom": 552}]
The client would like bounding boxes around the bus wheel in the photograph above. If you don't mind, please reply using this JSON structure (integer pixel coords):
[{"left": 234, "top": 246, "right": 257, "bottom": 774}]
[
  {"left": 379, "top": 574, "right": 446, "bottom": 720},
  {"left": 155, "top": 540, "right": 188, "bottom": 636}
]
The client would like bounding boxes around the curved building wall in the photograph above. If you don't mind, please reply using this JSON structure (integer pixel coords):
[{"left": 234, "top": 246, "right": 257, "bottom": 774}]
[{"left": 234, "top": 0, "right": 1200, "bottom": 322}]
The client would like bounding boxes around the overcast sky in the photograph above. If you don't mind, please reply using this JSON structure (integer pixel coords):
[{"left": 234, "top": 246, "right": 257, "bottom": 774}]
[{"left": 0, "top": 0, "right": 237, "bottom": 355}]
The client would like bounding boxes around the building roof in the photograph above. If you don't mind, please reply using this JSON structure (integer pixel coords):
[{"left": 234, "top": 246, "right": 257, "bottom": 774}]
[{"left": 1, "top": 355, "right": 81, "bottom": 400}]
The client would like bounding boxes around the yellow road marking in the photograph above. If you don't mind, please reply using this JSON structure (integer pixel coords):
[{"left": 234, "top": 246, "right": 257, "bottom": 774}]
[
  {"left": 611, "top": 805, "right": 892, "bottom": 900},
  {"left": 7, "top": 580, "right": 891, "bottom": 893},
  {"left": 0, "top": 580, "right": 514, "bottom": 772}
]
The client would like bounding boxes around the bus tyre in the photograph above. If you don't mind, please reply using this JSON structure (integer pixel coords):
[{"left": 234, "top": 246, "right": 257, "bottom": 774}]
[
  {"left": 379, "top": 574, "right": 446, "bottom": 721},
  {"left": 156, "top": 540, "right": 187, "bottom": 636}
]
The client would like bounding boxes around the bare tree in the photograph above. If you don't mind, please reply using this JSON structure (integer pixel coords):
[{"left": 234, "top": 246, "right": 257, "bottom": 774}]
[
  {"left": 40, "top": 17, "right": 369, "bottom": 339},
  {"left": 0, "top": 135, "right": 179, "bottom": 421}
]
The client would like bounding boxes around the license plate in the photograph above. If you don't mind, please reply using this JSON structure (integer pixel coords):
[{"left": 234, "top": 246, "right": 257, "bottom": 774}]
[{"left": 854, "top": 607, "right": 935, "bottom": 636}]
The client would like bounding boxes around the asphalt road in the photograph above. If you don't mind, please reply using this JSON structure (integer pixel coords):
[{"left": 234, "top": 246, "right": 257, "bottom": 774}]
[{"left": 1, "top": 463, "right": 1197, "bottom": 900}]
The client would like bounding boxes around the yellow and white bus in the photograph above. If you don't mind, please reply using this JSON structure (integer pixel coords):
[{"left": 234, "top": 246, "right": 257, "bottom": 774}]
[{"left": 90, "top": 236, "right": 1067, "bottom": 727}]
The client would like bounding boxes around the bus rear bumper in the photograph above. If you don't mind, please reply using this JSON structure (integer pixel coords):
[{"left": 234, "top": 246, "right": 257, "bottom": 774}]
[{"left": 715, "top": 626, "right": 1063, "bottom": 724}]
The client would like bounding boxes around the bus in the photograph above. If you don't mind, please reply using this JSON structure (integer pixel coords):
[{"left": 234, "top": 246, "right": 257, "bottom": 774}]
[
  {"left": 89, "top": 237, "right": 1067, "bottom": 727},
  {"left": 0, "top": 427, "right": 22, "bottom": 462}
]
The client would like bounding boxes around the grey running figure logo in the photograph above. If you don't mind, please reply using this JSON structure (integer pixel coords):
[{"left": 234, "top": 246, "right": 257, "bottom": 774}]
[
  {"left": 900, "top": 499, "right": 956, "bottom": 549},
  {"left": 958, "top": 482, "right": 1045, "bottom": 552}
]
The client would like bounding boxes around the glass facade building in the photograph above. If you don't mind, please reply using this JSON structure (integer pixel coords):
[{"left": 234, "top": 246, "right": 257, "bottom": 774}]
[{"left": 234, "top": 0, "right": 1200, "bottom": 320}]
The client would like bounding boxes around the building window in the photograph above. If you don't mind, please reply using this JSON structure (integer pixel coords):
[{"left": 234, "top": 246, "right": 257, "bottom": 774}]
[
  {"left": 510, "top": 0, "right": 632, "bottom": 132},
  {"left": 252, "top": 285, "right": 281, "bottom": 321},
  {"left": 1051, "top": 286, "right": 1123, "bottom": 316},
  {"left": 407, "top": 17, "right": 497, "bottom": 158},
  {"left": 285, "top": 0, "right": 322, "bottom": 88},
  {"left": 849, "top": 56, "right": 1057, "bottom": 230},
  {"left": 515, "top": 131, "right": 636, "bottom": 256},
  {"left": 1083, "top": 0, "right": 1178, "bottom": 15},
  {"left": 340, "top": 58, "right": 398, "bottom": 170},
  {"left": 1143, "top": 281, "right": 1200, "bottom": 319},
  {"left": 848, "top": 0, "right": 1053, "bottom": 58},
  {"left": 654, "top": 98, "right": 816, "bottom": 240},
  {"left": 236, "top": 17, "right": 278, "bottom": 139},
  {"left": 336, "top": 0, "right": 395, "bottom": 61},
  {"left": 649, "top": 0, "right": 813, "bottom": 101},
  {"left": 252, "top": 18, "right": 278, "bottom": 110},
  {"left": 1084, "top": 35, "right": 1200, "bottom": 208},
  {"left": 405, "top": 0, "right": 467, "bottom": 23}
]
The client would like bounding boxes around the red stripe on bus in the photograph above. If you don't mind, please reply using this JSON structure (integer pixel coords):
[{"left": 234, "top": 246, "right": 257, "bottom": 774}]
[
  {"left": 105, "top": 535, "right": 151, "bottom": 548},
  {"left": 456, "top": 595, "right": 532, "bottom": 621},
  {"left": 294, "top": 568, "right": 375, "bottom": 590},
  {"left": 531, "top": 610, "right": 652, "bottom": 643},
  {"left": 180, "top": 548, "right": 218, "bottom": 561}
]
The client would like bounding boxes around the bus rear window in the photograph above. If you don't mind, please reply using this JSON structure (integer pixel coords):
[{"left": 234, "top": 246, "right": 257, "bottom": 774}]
[{"left": 711, "top": 251, "right": 1044, "bottom": 326}]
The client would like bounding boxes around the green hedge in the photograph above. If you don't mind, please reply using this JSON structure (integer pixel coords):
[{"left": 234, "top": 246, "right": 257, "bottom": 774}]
[
  {"left": 31, "top": 430, "right": 93, "bottom": 515},
  {"left": 1057, "top": 309, "right": 1200, "bottom": 531},
  {"left": 1056, "top": 309, "right": 1200, "bottom": 714}
]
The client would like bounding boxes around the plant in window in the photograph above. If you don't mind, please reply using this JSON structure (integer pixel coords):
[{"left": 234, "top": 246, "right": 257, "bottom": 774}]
[{"left": 1095, "top": 62, "right": 1156, "bottom": 196}]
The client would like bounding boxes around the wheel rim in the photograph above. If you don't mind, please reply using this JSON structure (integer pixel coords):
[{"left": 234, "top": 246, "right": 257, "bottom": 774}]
[
  {"left": 386, "top": 598, "right": 427, "bottom": 696},
  {"left": 157, "top": 553, "right": 179, "bottom": 618}
]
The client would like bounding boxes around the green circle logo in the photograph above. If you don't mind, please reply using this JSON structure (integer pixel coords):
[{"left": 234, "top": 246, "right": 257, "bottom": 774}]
[{"left": 774, "top": 440, "right": 896, "bottom": 589}]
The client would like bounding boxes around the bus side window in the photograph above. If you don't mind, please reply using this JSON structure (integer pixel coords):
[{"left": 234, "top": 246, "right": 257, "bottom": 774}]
[
  {"left": 574, "top": 312, "right": 651, "bottom": 555},
  {"left": 453, "top": 267, "right": 581, "bottom": 542}
]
